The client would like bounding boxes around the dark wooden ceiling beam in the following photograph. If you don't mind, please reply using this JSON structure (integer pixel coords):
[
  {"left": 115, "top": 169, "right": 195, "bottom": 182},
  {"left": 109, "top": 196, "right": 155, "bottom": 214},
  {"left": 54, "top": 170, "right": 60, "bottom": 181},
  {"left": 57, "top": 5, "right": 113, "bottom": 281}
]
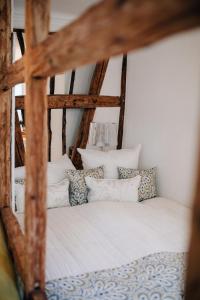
[
  {"left": 1, "top": 0, "right": 200, "bottom": 93},
  {"left": 15, "top": 94, "right": 120, "bottom": 109}
]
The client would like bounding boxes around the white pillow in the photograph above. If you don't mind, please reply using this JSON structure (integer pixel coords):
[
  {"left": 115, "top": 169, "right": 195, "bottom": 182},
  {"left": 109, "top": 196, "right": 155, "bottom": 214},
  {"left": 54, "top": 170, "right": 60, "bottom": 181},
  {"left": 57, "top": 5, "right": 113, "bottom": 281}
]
[
  {"left": 15, "top": 166, "right": 25, "bottom": 181},
  {"left": 50, "top": 154, "right": 75, "bottom": 170},
  {"left": 15, "top": 178, "right": 70, "bottom": 213},
  {"left": 85, "top": 175, "right": 141, "bottom": 202},
  {"left": 15, "top": 154, "right": 75, "bottom": 185},
  {"left": 47, "top": 154, "right": 75, "bottom": 184},
  {"left": 78, "top": 145, "right": 141, "bottom": 179}
]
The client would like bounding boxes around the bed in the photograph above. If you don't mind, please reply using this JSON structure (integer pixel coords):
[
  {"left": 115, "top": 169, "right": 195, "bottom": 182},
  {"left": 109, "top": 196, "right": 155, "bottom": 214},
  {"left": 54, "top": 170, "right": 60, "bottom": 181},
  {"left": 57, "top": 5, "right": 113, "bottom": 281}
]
[{"left": 16, "top": 197, "right": 190, "bottom": 299}]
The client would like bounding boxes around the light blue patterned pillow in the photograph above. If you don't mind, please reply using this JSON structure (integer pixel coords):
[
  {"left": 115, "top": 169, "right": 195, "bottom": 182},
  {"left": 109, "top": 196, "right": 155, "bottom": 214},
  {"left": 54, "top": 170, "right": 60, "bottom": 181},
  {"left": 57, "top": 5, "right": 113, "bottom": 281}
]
[
  {"left": 65, "top": 166, "right": 104, "bottom": 206},
  {"left": 118, "top": 167, "right": 157, "bottom": 201}
]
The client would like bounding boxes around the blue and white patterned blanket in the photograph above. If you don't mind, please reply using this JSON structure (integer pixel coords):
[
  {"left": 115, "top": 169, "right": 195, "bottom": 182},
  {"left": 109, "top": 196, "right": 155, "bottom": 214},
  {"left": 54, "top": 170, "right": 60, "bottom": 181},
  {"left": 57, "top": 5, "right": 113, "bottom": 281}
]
[{"left": 46, "top": 252, "right": 186, "bottom": 300}]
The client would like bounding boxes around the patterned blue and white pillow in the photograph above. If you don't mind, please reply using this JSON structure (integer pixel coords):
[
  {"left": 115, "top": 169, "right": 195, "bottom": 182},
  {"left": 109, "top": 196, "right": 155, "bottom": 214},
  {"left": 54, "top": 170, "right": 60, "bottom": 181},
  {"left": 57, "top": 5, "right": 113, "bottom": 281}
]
[
  {"left": 65, "top": 166, "right": 104, "bottom": 206},
  {"left": 118, "top": 167, "right": 157, "bottom": 201}
]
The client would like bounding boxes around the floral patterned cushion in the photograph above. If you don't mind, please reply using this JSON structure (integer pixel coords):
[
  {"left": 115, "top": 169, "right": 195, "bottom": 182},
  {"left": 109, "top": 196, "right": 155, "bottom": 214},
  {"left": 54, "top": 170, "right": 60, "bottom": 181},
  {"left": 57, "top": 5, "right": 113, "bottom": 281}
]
[
  {"left": 65, "top": 166, "right": 104, "bottom": 206},
  {"left": 15, "top": 178, "right": 25, "bottom": 184},
  {"left": 118, "top": 167, "right": 157, "bottom": 201}
]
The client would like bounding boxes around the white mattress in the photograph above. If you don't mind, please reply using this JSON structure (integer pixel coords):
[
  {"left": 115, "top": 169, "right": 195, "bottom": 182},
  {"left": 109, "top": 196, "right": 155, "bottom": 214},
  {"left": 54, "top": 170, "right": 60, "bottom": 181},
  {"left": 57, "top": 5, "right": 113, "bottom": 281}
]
[{"left": 16, "top": 197, "right": 191, "bottom": 281}]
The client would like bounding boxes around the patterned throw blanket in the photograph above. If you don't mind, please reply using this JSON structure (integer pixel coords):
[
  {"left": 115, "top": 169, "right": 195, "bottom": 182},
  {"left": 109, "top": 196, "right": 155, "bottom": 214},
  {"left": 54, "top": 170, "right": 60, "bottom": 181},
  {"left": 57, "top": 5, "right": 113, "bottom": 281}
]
[{"left": 46, "top": 252, "right": 186, "bottom": 300}]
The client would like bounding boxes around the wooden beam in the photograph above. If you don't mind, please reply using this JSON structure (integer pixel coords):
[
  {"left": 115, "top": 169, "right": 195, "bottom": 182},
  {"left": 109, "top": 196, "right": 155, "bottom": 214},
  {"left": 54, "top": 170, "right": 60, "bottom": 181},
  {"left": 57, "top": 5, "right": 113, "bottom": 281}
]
[
  {"left": 15, "top": 94, "right": 120, "bottom": 109},
  {"left": 24, "top": 0, "right": 49, "bottom": 296},
  {"left": 16, "top": 30, "right": 25, "bottom": 56},
  {"left": 62, "top": 70, "right": 76, "bottom": 155},
  {"left": 0, "top": 93, "right": 11, "bottom": 207},
  {"left": 1, "top": 207, "right": 25, "bottom": 283},
  {"left": 0, "top": 58, "right": 24, "bottom": 93},
  {"left": 117, "top": 54, "right": 127, "bottom": 149},
  {"left": 81, "top": 60, "right": 109, "bottom": 147},
  {"left": 69, "top": 71, "right": 76, "bottom": 95},
  {"left": 15, "top": 111, "right": 25, "bottom": 167},
  {"left": 1, "top": 0, "right": 200, "bottom": 92},
  {"left": 0, "top": 0, "right": 12, "bottom": 208},
  {"left": 48, "top": 77, "right": 55, "bottom": 161},
  {"left": 71, "top": 60, "right": 109, "bottom": 168}
]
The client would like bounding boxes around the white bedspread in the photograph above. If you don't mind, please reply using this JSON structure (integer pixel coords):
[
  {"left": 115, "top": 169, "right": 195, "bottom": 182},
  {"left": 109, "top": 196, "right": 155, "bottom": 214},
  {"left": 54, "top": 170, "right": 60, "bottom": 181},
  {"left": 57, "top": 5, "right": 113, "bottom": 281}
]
[{"left": 16, "top": 197, "right": 190, "bottom": 281}]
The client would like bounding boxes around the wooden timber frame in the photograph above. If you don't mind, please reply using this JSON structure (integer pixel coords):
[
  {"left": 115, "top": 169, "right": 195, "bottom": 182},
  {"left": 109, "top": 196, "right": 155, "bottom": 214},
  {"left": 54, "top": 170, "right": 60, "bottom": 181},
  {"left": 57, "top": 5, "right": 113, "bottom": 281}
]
[
  {"left": 13, "top": 29, "right": 123, "bottom": 167},
  {"left": 1, "top": 0, "right": 200, "bottom": 299}
]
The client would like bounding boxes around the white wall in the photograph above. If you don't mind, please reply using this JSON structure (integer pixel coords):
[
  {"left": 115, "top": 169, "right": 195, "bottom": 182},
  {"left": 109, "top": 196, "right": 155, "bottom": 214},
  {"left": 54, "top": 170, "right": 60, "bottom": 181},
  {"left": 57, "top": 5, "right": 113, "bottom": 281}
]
[{"left": 123, "top": 29, "right": 200, "bottom": 207}]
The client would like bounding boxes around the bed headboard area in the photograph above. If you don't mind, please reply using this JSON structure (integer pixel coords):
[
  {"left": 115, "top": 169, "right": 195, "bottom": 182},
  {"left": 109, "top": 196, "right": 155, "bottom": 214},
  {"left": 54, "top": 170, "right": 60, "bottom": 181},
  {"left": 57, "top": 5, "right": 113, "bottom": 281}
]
[{"left": 14, "top": 29, "right": 127, "bottom": 169}]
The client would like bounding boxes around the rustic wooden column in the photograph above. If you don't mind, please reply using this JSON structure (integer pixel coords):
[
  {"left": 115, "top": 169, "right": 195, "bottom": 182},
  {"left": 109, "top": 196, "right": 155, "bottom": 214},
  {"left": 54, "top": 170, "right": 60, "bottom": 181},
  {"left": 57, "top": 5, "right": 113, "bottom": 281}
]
[
  {"left": 0, "top": 0, "right": 12, "bottom": 208},
  {"left": 15, "top": 111, "right": 25, "bottom": 167},
  {"left": 48, "top": 76, "right": 55, "bottom": 161},
  {"left": 117, "top": 54, "right": 127, "bottom": 149},
  {"left": 24, "top": 0, "right": 50, "bottom": 297},
  {"left": 62, "top": 69, "right": 76, "bottom": 155},
  {"left": 71, "top": 60, "right": 108, "bottom": 168}
]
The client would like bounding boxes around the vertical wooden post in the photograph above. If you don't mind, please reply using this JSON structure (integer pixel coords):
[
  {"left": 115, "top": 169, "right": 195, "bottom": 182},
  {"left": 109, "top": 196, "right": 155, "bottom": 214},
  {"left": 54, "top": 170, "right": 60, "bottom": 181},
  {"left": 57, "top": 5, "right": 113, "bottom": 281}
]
[
  {"left": 48, "top": 76, "right": 55, "bottom": 161},
  {"left": 16, "top": 30, "right": 25, "bottom": 56},
  {"left": 71, "top": 60, "right": 108, "bottom": 168},
  {"left": 117, "top": 54, "right": 127, "bottom": 149},
  {"left": 0, "top": 0, "right": 12, "bottom": 208},
  {"left": 24, "top": 0, "right": 50, "bottom": 297},
  {"left": 62, "top": 69, "right": 76, "bottom": 155},
  {"left": 15, "top": 111, "right": 25, "bottom": 167}
]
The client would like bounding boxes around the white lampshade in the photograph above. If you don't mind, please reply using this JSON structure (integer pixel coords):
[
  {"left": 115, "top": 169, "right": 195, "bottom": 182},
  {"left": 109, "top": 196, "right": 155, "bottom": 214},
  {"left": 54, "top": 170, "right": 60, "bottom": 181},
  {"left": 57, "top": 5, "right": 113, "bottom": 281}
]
[{"left": 88, "top": 122, "right": 118, "bottom": 150}]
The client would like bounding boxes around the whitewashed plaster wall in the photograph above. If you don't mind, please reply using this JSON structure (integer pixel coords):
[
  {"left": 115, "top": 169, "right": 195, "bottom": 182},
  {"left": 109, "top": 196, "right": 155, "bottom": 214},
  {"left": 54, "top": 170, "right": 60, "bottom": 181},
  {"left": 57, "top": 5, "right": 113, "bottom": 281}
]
[{"left": 123, "top": 29, "right": 200, "bottom": 207}]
